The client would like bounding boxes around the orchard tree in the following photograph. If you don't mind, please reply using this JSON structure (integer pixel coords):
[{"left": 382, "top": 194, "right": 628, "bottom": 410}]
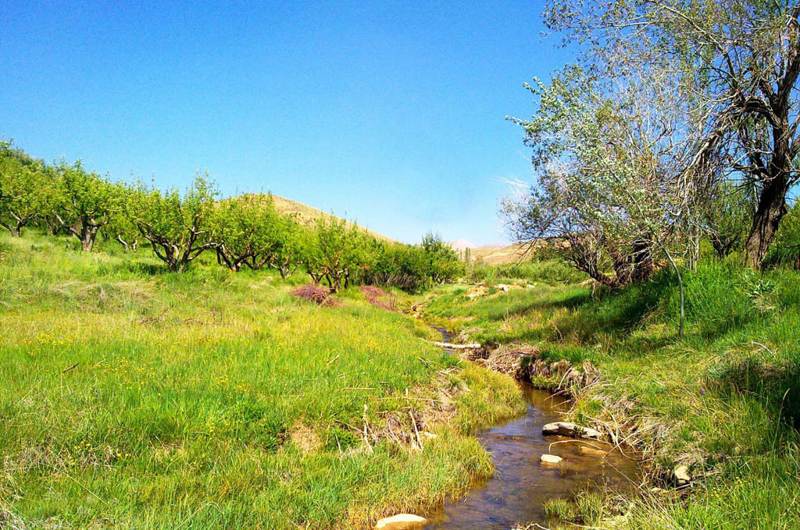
[
  {"left": 300, "top": 224, "right": 326, "bottom": 284},
  {"left": 0, "top": 142, "right": 49, "bottom": 236},
  {"left": 269, "top": 215, "right": 305, "bottom": 279},
  {"left": 313, "top": 218, "right": 355, "bottom": 292},
  {"left": 302, "top": 217, "right": 375, "bottom": 291},
  {"left": 131, "top": 176, "right": 218, "bottom": 272},
  {"left": 421, "top": 233, "right": 463, "bottom": 284},
  {"left": 53, "top": 162, "right": 120, "bottom": 251},
  {"left": 107, "top": 183, "right": 142, "bottom": 252},
  {"left": 212, "top": 194, "right": 282, "bottom": 272}
]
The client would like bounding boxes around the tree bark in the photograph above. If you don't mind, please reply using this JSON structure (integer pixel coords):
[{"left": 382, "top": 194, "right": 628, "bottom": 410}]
[
  {"left": 744, "top": 174, "right": 789, "bottom": 269},
  {"left": 80, "top": 225, "right": 98, "bottom": 252}
]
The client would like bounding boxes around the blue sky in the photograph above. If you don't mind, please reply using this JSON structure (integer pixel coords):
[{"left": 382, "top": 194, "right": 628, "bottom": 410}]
[{"left": 1, "top": 1, "right": 572, "bottom": 245}]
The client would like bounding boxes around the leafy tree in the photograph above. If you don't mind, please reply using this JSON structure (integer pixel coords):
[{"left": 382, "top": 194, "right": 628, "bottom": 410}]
[
  {"left": 421, "top": 233, "right": 463, "bottom": 284},
  {"left": 0, "top": 142, "right": 49, "bottom": 236},
  {"left": 544, "top": 0, "right": 800, "bottom": 268},
  {"left": 504, "top": 68, "right": 697, "bottom": 289},
  {"left": 107, "top": 183, "right": 142, "bottom": 252},
  {"left": 131, "top": 176, "right": 218, "bottom": 272},
  {"left": 300, "top": 218, "right": 379, "bottom": 291},
  {"left": 313, "top": 218, "right": 357, "bottom": 292},
  {"left": 301, "top": 227, "right": 326, "bottom": 285},
  {"left": 212, "top": 194, "right": 282, "bottom": 272},
  {"left": 53, "top": 162, "right": 120, "bottom": 251},
  {"left": 269, "top": 215, "right": 305, "bottom": 279}
]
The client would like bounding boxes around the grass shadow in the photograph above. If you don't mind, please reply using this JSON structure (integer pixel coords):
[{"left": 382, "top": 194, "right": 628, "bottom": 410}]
[
  {"left": 550, "top": 275, "right": 673, "bottom": 342},
  {"left": 710, "top": 357, "right": 800, "bottom": 429}
]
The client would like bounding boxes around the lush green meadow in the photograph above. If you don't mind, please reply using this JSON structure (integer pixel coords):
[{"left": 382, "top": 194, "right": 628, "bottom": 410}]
[
  {"left": 0, "top": 232, "right": 522, "bottom": 529},
  {"left": 422, "top": 260, "right": 800, "bottom": 528}
]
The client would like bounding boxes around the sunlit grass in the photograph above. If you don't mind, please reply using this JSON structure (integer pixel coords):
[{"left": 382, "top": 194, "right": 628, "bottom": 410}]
[{"left": 0, "top": 231, "right": 524, "bottom": 529}]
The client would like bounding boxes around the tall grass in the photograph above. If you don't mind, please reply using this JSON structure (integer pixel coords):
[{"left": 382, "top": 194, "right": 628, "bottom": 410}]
[{"left": 467, "top": 258, "right": 587, "bottom": 285}]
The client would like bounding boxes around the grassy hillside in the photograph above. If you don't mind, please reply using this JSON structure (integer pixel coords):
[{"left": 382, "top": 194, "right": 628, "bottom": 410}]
[
  {"left": 420, "top": 261, "right": 800, "bottom": 527},
  {"left": 0, "top": 232, "right": 521, "bottom": 529}
]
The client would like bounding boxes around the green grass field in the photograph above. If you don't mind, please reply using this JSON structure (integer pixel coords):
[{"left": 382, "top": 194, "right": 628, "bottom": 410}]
[
  {"left": 0, "top": 232, "right": 523, "bottom": 529},
  {"left": 421, "top": 261, "right": 800, "bottom": 528}
]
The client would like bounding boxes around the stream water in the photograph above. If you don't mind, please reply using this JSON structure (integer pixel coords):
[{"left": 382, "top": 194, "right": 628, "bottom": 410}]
[{"left": 425, "top": 331, "right": 641, "bottom": 529}]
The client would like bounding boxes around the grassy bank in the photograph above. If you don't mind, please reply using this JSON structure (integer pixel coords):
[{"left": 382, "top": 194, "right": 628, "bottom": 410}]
[
  {"left": 421, "top": 260, "right": 800, "bottom": 528},
  {"left": 0, "top": 232, "right": 523, "bottom": 529}
]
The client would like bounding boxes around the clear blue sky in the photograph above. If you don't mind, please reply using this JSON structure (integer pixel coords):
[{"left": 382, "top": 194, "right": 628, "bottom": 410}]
[{"left": 1, "top": 1, "right": 571, "bottom": 245}]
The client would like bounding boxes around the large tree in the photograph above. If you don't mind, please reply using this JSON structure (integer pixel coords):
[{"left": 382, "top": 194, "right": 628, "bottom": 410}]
[
  {"left": 504, "top": 66, "right": 702, "bottom": 289},
  {"left": 544, "top": 0, "right": 800, "bottom": 268}
]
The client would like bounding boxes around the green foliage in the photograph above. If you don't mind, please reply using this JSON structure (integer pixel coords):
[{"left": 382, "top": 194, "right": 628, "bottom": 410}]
[
  {"left": 421, "top": 233, "right": 464, "bottom": 284},
  {"left": 0, "top": 142, "right": 51, "bottom": 236},
  {"left": 106, "top": 183, "right": 143, "bottom": 252},
  {"left": 303, "top": 217, "right": 360, "bottom": 291},
  {"left": 212, "top": 194, "right": 284, "bottom": 271},
  {"left": 467, "top": 258, "right": 586, "bottom": 285},
  {"left": 704, "top": 181, "right": 753, "bottom": 259},
  {"left": 0, "top": 140, "right": 462, "bottom": 289},
  {"left": 130, "top": 176, "right": 218, "bottom": 272},
  {"left": 53, "top": 161, "right": 122, "bottom": 251}
]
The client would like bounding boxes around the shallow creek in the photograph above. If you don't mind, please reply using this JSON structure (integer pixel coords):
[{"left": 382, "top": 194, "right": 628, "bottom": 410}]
[{"left": 425, "top": 333, "right": 641, "bottom": 529}]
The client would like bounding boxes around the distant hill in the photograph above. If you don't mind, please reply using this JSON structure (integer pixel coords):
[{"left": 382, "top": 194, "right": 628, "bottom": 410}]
[
  {"left": 463, "top": 243, "right": 531, "bottom": 265},
  {"left": 269, "top": 194, "right": 395, "bottom": 242}
]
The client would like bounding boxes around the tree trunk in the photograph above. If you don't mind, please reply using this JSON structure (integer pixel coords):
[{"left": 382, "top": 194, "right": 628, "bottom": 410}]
[
  {"left": 744, "top": 175, "right": 789, "bottom": 269},
  {"left": 81, "top": 229, "right": 96, "bottom": 252},
  {"left": 629, "top": 239, "right": 653, "bottom": 283}
]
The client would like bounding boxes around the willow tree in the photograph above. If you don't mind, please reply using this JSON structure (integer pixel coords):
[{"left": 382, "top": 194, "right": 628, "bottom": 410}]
[
  {"left": 544, "top": 0, "right": 800, "bottom": 268},
  {"left": 505, "top": 66, "right": 704, "bottom": 290}
]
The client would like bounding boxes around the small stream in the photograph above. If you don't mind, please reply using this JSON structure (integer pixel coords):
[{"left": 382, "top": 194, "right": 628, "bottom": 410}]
[{"left": 426, "top": 330, "right": 641, "bottom": 529}]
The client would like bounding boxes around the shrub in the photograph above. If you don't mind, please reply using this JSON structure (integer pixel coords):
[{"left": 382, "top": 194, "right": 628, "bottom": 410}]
[{"left": 291, "top": 284, "right": 333, "bottom": 305}]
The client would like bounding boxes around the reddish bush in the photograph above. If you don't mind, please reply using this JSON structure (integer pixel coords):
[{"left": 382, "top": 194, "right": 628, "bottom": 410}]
[
  {"left": 360, "top": 285, "right": 396, "bottom": 311},
  {"left": 292, "top": 284, "right": 334, "bottom": 306}
]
